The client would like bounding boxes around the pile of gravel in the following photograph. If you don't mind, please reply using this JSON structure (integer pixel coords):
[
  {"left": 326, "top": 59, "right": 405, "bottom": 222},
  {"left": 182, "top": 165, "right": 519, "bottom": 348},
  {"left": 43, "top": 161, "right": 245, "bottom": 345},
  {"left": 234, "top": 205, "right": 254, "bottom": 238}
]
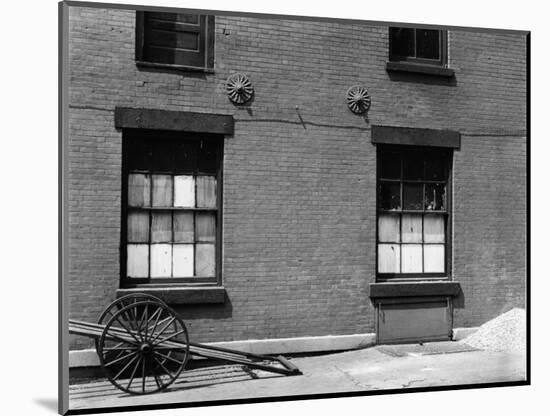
[{"left": 461, "top": 308, "right": 526, "bottom": 354}]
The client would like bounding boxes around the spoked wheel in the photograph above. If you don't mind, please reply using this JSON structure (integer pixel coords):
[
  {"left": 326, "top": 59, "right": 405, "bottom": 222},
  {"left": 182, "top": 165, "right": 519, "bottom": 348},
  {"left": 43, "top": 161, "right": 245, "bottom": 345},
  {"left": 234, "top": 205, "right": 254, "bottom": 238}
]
[
  {"left": 97, "top": 300, "right": 190, "bottom": 395},
  {"left": 95, "top": 293, "right": 166, "bottom": 353}
]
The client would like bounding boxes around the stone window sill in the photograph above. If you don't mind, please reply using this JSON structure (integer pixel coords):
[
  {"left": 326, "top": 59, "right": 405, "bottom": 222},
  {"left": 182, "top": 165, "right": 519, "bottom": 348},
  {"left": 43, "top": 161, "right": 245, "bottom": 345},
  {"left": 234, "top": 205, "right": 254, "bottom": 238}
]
[
  {"left": 386, "top": 61, "right": 455, "bottom": 78},
  {"left": 116, "top": 286, "right": 225, "bottom": 305},
  {"left": 368, "top": 281, "right": 461, "bottom": 298},
  {"left": 136, "top": 60, "right": 215, "bottom": 74}
]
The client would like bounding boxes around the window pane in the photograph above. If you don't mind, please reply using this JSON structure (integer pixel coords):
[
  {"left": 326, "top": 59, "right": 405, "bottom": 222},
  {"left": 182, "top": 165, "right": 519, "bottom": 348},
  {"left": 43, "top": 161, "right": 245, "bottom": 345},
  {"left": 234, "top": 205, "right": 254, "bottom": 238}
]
[
  {"left": 150, "top": 244, "right": 172, "bottom": 277},
  {"left": 416, "top": 29, "right": 440, "bottom": 60},
  {"left": 424, "top": 215, "right": 445, "bottom": 243},
  {"left": 424, "top": 244, "right": 445, "bottom": 273},
  {"left": 174, "top": 212, "right": 194, "bottom": 243},
  {"left": 402, "top": 244, "right": 423, "bottom": 273},
  {"left": 127, "top": 244, "right": 149, "bottom": 277},
  {"left": 425, "top": 157, "right": 447, "bottom": 180},
  {"left": 403, "top": 183, "right": 423, "bottom": 210},
  {"left": 127, "top": 211, "right": 149, "bottom": 242},
  {"left": 174, "top": 141, "right": 198, "bottom": 174},
  {"left": 196, "top": 176, "right": 217, "bottom": 208},
  {"left": 174, "top": 175, "right": 195, "bottom": 207},
  {"left": 378, "top": 214, "right": 400, "bottom": 243},
  {"left": 380, "top": 182, "right": 401, "bottom": 210},
  {"left": 128, "top": 174, "right": 150, "bottom": 207},
  {"left": 196, "top": 212, "right": 216, "bottom": 242},
  {"left": 197, "top": 139, "right": 219, "bottom": 174},
  {"left": 401, "top": 214, "right": 422, "bottom": 243},
  {"left": 403, "top": 157, "right": 424, "bottom": 180},
  {"left": 152, "top": 175, "right": 173, "bottom": 207},
  {"left": 390, "top": 27, "right": 414, "bottom": 57},
  {"left": 380, "top": 152, "right": 401, "bottom": 179},
  {"left": 151, "top": 212, "right": 172, "bottom": 242},
  {"left": 127, "top": 138, "right": 152, "bottom": 171},
  {"left": 378, "top": 244, "right": 400, "bottom": 273},
  {"left": 196, "top": 243, "right": 216, "bottom": 277},
  {"left": 425, "top": 183, "right": 446, "bottom": 210},
  {"left": 151, "top": 139, "right": 174, "bottom": 172},
  {"left": 173, "top": 244, "right": 194, "bottom": 277}
]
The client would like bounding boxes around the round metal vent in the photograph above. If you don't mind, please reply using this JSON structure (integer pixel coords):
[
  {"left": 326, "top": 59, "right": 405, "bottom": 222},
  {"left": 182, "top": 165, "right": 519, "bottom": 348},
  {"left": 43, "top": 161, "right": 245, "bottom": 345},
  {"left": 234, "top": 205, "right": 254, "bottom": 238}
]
[
  {"left": 346, "top": 85, "right": 371, "bottom": 114},
  {"left": 226, "top": 73, "right": 254, "bottom": 104}
]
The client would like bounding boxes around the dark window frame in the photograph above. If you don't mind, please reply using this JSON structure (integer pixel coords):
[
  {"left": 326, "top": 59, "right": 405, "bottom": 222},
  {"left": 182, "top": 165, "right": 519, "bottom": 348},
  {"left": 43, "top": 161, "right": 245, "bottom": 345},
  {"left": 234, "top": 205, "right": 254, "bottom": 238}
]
[
  {"left": 389, "top": 27, "right": 448, "bottom": 67},
  {"left": 376, "top": 145, "right": 452, "bottom": 282},
  {"left": 120, "top": 129, "right": 223, "bottom": 289},
  {"left": 135, "top": 11, "right": 215, "bottom": 72}
]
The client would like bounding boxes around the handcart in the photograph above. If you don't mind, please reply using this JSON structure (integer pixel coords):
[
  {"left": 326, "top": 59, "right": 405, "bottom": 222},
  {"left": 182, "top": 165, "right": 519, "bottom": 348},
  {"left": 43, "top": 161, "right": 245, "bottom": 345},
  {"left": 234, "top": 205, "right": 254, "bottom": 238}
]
[{"left": 69, "top": 293, "right": 302, "bottom": 395}]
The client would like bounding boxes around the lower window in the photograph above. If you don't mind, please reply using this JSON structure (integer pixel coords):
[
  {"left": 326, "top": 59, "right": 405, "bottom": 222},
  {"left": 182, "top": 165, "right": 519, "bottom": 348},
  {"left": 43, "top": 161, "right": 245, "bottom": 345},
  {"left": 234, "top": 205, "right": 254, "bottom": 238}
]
[
  {"left": 121, "top": 130, "right": 223, "bottom": 285},
  {"left": 377, "top": 145, "right": 451, "bottom": 280}
]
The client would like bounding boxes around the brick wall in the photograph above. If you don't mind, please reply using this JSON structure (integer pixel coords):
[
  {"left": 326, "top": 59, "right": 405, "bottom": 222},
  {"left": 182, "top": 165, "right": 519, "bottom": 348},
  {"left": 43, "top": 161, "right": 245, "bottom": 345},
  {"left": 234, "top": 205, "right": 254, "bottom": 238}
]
[{"left": 67, "top": 5, "right": 527, "bottom": 349}]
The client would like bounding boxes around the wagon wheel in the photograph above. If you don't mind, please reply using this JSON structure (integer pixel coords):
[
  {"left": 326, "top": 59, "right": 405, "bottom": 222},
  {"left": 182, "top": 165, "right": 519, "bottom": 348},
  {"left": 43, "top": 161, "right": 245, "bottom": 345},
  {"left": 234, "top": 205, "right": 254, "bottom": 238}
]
[
  {"left": 95, "top": 293, "right": 166, "bottom": 353},
  {"left": 97, "top": 300, "right": 190, "bottom": 395}
]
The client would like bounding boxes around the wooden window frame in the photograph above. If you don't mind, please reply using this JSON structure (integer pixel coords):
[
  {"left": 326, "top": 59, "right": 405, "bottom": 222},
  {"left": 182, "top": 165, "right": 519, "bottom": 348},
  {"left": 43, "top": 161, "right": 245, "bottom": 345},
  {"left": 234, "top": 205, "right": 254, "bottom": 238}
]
[
  {"left": 120, "top": 129, "right": 223, "bottom": 288},
  {"left": 135, "top": 11, "right": 215, "bottom": 72},
  {"left": 388, "top": 27, "right": 448, "bottom": 67},
  {"left": 376, "top": 145, "right": 452, "bottom": 282}
]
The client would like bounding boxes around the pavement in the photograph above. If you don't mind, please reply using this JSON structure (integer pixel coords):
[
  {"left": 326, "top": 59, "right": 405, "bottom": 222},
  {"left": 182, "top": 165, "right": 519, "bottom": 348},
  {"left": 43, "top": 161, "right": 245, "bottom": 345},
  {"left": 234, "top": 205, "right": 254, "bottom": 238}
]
[{"left": 69, "top": 341, "right": 527, "bottom": 412}]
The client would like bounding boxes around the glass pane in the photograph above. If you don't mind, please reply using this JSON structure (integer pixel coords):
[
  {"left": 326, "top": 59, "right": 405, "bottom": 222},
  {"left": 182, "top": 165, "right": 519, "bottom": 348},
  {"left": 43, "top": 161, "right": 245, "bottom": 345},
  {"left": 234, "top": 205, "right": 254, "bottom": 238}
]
[
  {"left": 127, "top": 138, "right": 152, "bottom": 171},
  {"left": 151, "top": 212, "right": 172, "bottom": 242},
  {"left": 152, "top": 175, "right": 173, "bottom": 207},
  {"left": 196, "top": 176, "right": 217, "bottom": 208},
  {"left": 128, "top": 174, "right": 150, "bottom": 207},
  {"left": 424, "top": 215, "right": 445, "bottom": 243},
  {"left": 403, "top": 183, "right": 423, "bottom": 210},
  {"left": 378, "top": 244, "right": 400, "bottom": 273},
  {"left": 402, "top": 244, "right": 423, "bottom": 273},
  {"left": 174, "top": 175, "right": 195, "bottom": 208},
  {"left": 424, "top": 244, "right": 445, "bottom": 273},
  {"left": 151, "top": 139, "right": 174, "bottom": 172},
  {"left": 174, "top": 212, "right": 194, "bottom": 243},
  {"left": 127, "top": 244, "right": 149, "bottom": 277},
  {"left": 416, "top": 29, "right": 440, "bottom": 60},
  {"left": 197, "top": 139, "right": 219, "bottom": 174},
  {"left": 390, "top": 27, "right": 414, "bottom": 57},
  {"left": 401, "top": 214, "right": 422, "bottom": 243},
  {"left": 380, "top": 182, "right": 401, "bottom": 210},
  {"left": 378, "top": 214, "right": 400, "bottom": 243},
  {"left": 150, "top": 244, "right": 172, "bottom": 277},
  {"left": 173, "top": 244, "right": 194, "bottom": 277},
  {"left": 196, "top": 243, "right": 216, "bottom": 277},
  {"left": 380, "top": 152, "right": 401, "bottom": 179},
  {"left": 425, "top": 183, "right": 446, "bottom": 210},
  {"left": 403, "top": 157, "right": 424, "bottom": 180},
  {"left": 425, "top": 157, "right": 447, "bottom": 180},
  {"left": 174, "top": 141, "right": 198, "bottom": 174},
  {"left": 127, "top": 211, "right": 149, "bottom": 242},
  {"left": 196, "top": 212, "right": 216, "bottom": 242}
]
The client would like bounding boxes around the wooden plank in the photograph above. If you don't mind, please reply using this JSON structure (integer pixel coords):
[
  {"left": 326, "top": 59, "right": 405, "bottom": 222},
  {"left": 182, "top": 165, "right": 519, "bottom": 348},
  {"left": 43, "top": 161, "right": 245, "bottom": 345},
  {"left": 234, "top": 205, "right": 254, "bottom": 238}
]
[
  {"left": 401, "top": 214, "right": 422, "bottom": 243},
  {"left": 172, "top": 244, "right": 194, "bottom": 277},
  {"left": 378, "top": 244, "right": 400, "bottom": 273},
  {"left": 115, "top": 107, "right": 234, "bottom": 135},
  {"left": 401, "top": 244, "right": 422, "bottom": 272},
  {"left": 152, "top": 175, "right": 173, "bottom": 207},
  {"left": 196, "top": 212, "right": 216, "bottom": 242},
  {"left": 196, "top": 176, "right": 217, "bottom": 208},
  {"left": 127, "top": 244, "right": 149, "bottom": 278},
  {"left": 378, "top": 299, "right": 450, "bottom": 343},
  {"left": 174, "top": 175, "right": 195, "bottom": 207},
  {"left": 127, "top": 211, "right": 149, "bottom": 243},
  {"left": 378, "top": 214, "right": 400, "bottom": 243},
  {"left": 424, "top": 244, "right": 445, "bottom": 273},
  {"left": 372, "top": 125, "right": 460, "bottom": 148},
  {"left": 173, "top": 212, "right": 194, "bottom": 243},
  {"left": 150, "top": 244, "right": 172, "bottom": 278},
  {"left": 196, "top": 243, "right": 215, "bottom": 277},
  {"left": 424, "top": 215, "right": 445, "bottom": 243},
  {"left": 368, "top": 282, "right": 461, "bottom": 298},
  {"left": 128, "top": 174, "right": 150, "bottom": 207},
  {"left": 151, "top": 212, "right": 172, "bottom": 242}
]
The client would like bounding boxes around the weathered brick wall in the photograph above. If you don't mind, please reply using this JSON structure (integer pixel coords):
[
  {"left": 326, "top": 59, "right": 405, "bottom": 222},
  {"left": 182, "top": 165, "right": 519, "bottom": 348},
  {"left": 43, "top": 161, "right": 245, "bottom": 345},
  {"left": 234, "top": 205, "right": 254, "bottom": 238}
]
[{"left": 67, "top": 5, "right": 526, "bottom": 349}]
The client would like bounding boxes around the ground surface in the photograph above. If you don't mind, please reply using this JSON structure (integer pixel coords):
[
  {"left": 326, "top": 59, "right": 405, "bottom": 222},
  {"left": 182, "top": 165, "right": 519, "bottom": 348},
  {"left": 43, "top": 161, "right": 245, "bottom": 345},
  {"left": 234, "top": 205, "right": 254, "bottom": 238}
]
[{"left": 69, "top": 341, "right": 526, "bottom": 411}]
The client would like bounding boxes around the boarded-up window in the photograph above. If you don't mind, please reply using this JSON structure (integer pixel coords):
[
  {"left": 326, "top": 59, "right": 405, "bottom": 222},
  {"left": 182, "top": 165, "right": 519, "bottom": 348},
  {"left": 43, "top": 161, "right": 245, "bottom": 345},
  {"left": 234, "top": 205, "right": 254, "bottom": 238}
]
[
  {"left": 136, "top": 12, "right": 215, "bottom": 69},
  {"left": 377, "top": 146, "right": 450, "bottom": 278},
  {"left": 123, "top": 131, "right": 222, "bottom": 283}
]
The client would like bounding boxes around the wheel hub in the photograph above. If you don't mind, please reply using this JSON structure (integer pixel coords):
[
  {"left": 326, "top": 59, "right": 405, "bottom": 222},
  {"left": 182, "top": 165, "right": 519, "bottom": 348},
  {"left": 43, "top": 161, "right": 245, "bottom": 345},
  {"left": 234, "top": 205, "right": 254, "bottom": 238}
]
[{"left": 140, "top": 342, "right": 153, "bottom": 355}]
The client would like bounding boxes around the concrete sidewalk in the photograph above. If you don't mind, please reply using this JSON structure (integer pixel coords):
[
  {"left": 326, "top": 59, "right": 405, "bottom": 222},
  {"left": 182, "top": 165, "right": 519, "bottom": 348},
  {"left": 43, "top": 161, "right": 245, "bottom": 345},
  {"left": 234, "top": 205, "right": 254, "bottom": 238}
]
[{"left": 69, "top": 342, "right": 527, "bottom": 411}]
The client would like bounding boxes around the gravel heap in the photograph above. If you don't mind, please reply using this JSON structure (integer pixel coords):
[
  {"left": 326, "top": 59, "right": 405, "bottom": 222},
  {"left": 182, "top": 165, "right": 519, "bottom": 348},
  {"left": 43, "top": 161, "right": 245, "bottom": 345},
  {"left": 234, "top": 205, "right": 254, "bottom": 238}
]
[{"left": 461, "top": 308, "right": 526, "bottom": 354}]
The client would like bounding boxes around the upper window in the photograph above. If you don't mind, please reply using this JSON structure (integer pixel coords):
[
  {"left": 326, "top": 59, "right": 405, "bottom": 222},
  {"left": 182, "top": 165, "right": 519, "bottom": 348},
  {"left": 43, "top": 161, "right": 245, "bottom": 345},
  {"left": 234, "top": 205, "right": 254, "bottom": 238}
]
[
  {"left": 136, "top": 12, "right": 215, "bottom": 70},
  {"left": 389, "top": 27, "right": 447, "bottom": 66},
  {"left": 122, "top": 130, "right": 223, "bottom": 286},
  {"left": 377, "top": 146, "right": 451, "bottom": 280}
]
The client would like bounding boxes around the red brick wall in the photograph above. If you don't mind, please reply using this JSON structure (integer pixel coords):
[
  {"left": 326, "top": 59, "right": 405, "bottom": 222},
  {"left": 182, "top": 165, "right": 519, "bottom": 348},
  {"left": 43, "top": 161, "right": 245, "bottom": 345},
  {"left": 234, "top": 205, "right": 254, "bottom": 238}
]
[{"left": 67, "top": 6, "right": 527, "bottom": 349}]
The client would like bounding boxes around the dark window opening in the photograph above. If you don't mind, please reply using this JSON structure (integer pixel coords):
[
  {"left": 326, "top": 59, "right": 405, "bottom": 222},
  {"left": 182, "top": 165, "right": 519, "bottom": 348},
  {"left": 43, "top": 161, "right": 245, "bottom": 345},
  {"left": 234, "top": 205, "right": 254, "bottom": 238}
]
[
  {"left": 121, "top": 130, "right": 223, "bottom": 286},
  {"left": 136, "top": 12, "right": 215, "bottom": 70},
  {"left": 377, "top": 146, "right": 452, "bottom": 281},
  {"left": 389, "top": 27, "right": 447, "bottom": 66}
]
